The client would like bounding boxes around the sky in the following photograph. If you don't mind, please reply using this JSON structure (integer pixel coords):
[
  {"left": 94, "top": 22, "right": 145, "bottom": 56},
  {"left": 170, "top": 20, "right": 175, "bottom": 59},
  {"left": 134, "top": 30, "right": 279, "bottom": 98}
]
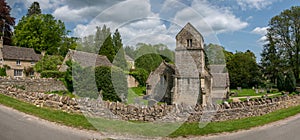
[{"left": 7, "top": 0, "right": 300, "bottom": 61}]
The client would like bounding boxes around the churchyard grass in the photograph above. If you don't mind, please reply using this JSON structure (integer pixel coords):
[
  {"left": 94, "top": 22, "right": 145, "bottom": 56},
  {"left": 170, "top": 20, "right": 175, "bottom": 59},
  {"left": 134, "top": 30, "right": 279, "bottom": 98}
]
[
  {"left": 231, "top": 89, "right": 281, "bottom": 97},
  {"left": 1, "top": 93, "right": 300, "bottom": 137}
]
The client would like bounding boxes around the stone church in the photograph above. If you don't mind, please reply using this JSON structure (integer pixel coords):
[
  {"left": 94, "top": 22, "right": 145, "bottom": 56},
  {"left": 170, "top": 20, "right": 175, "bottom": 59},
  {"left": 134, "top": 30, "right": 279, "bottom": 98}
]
[{"left": 146, "top": 23, "right": 229, "bottom": 106}]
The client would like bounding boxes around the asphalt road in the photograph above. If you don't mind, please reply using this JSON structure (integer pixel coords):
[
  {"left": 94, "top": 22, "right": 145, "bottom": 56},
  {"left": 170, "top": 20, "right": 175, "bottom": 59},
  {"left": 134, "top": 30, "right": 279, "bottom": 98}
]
[
  {"left": 1, "top": 103, "right": 300, "bottom": 140},
  {"left": 0, "top": 104, "right": 107, "bottom": 140}
]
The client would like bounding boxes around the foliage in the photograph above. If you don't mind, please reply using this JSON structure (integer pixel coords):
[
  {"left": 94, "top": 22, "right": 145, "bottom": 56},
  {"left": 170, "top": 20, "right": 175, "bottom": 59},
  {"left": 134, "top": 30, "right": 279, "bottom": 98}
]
[
  {"left": 204, "top": 44, "right": 226, "bottom": 65},
  {"left": 135, "top": 53, "right": 163, "bottom": 73},
  {"left": 112, "top": 29, "right": 127, "bottom": 69},
  {"left": 24, "top": 67, "right": 34, "bottom": 77},
  {"left": 40, "top": 70, "right": 65, "bottom": 78},
  {"left": 226, "top": 50, "right": 262, "bottom": 88},
  {"left": 27, "top": 1, "right": 41, "bottom": 16},
  {"left": 95, "top": 66, "right": 127, "bottom": 102},
  {"left": 13, "top": 14, "right": 68, "bottom": 55},
  {"left": 34, "top": 55, "right": 63, "bottom": 73},
  {"left": 63, "top": 60, "right": 74, "bottom": 92},
  {"left": 129, "top": 68, "right": 149, "bottom": 86},
  {"left": 72, "top": 63, "right": 98, "bottom": 99},
  {"left": 263, "top": 6, "right": 300, "bottom": 81},
  {"left": 0, "top": 0, "right": 15, "bottom": 45},
  {"left": 277, "top": 72, "right": 285, "bottom": 91},
  {"left": 285, "top": 70, "right": 296, "bottom": 93},
  {"left": 0, "top": 67, "right": 6, "bottom": 76}
]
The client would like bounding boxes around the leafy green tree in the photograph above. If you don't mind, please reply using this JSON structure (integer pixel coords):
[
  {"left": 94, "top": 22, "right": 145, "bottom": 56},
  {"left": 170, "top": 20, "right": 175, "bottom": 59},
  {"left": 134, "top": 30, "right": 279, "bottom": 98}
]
[
  {"left": 277, "top": 72, "right": 285, "bottom": 91},
  {"left": 129, "top": 68, "right": 149, "bottom": 86},
  {"left": 124, "top": 46, "right": 135, "bottom": 59},
  {"left": 34, "top": 55, "right": 63, "bottom": 73},
  {"left": 266, "top": 6, "right": 300, "bottom": 81},
  {"left": 285, "top": 70, "right": 296, "bottom": 93},
  {"left": 135, "top": 54, "right": 163, "bottom": 73},
  {"left": 112, "top": 29, "right": 127, "bottom": 69},
  {"left": 226, "top": 50, "right": 262, "bottom": 88},
  {"left": 27, "top": 1, "right": 41, "bottom": 16},
  {"left": 261, "top": 33, "right": 282, "bottom": 83},
  {"left": 99, "top": 34, "right": 115, "bottom": 62},
  {"left": 0, "top": 0, "right": 15, "bottom": 45},
  {"left": 13, "top": 14, "right": 68, "bottom": 55},
  {"left": 205, "top": 44, "right": 226, "bottom": 65}
]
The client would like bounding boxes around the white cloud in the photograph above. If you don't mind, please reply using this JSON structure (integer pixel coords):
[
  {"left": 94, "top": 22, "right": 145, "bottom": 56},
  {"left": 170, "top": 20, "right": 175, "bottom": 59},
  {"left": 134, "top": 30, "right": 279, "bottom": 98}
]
[
  {"left": 251, "top": 26, "right": 268, "bottom": 35},
  {"left": 236, "top": 0, "right": 275, "bottom": 10},
  {"left": 172, "top": 0, "right": 248, "bottom": 35}
]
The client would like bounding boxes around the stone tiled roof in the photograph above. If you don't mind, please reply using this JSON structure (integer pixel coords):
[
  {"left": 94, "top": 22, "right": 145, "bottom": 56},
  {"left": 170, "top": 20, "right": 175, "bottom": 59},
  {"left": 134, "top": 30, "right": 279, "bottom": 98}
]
[
  {"left": 2, "top": 45, "right": 41, "bottom": 61},
  {"left": 209, "top": 65, "right": 227, "bottom": 73},
  {"left": 125, "top": 54, "right": 134, "bottom": 61},
  {"left": 71, "top": 50, "right": 112, "bottom": 67}
]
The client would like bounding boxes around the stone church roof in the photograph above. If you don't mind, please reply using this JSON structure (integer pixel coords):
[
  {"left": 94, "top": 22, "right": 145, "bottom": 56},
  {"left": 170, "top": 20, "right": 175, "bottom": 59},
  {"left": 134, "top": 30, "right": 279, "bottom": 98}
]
[
  {"left": 176, "top": 22, "right": 204, "bottom": 42},
  {"left": 2, "top": 45, "right": 41, "bottom": 61}
]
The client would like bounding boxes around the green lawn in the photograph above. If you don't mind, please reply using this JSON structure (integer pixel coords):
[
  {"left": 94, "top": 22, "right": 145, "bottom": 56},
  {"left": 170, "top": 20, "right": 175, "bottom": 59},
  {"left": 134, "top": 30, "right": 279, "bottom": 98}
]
[
  {"left": 2, "top": 93, "right": 300, "bottom": 138},
  {"left": 231, "top": 89, "right": 280, "bottom": 97},
  {"left": 127, "top": 87, "right": 148, "bottom": 105}
]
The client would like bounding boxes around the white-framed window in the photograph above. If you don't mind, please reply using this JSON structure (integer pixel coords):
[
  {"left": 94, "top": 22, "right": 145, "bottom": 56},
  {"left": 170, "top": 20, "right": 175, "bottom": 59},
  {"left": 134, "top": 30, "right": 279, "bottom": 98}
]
[
  {"left": 0, "top": 59, "right": 2, "bottom": 64},
  {"left": 14, "top": 69, "right": 23, "bottom": 77},
  {"left": 31, "top": 61, "right": 35, "bottom": 65},
  {"left": 187, "top": 39, "right": 192, "bottom": 47},
  {"left": 29, "top": 71, "right": 34, "bottom": 76},
  {"left": 16, "top": 60, "right": 21, "bottom": 65}
]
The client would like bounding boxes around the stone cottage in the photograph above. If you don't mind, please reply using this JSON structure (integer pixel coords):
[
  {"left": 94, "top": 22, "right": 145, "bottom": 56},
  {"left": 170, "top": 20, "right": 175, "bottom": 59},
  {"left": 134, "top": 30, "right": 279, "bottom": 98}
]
[
  {"left": 146, "top": 23, "right": 229, "bottom": 106},
  {"left": 0, "top": 39, "right": 41, "bottom": 78},
  {"left": 59, "top": 49, "right": 112, "bottom": 71}
]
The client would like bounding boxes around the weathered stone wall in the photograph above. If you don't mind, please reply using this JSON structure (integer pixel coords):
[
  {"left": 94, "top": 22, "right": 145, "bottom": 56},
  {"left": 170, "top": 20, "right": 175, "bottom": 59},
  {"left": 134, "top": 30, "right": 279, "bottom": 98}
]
[
  {"left": 0, "top": 78, "right": 67, "bottom": 92},
  {"left": 1, "top": 84, "right": 300, "bottom": 123}
]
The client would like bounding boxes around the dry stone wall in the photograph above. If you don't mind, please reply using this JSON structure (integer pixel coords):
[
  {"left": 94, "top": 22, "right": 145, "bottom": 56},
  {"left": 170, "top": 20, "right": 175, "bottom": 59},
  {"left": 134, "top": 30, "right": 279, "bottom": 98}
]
[
  {"left": 1, "top": 83, "right": 300, "bottom": 123},
  {"left": 0, "top": 77, "right": 66, "bottom": 92}
]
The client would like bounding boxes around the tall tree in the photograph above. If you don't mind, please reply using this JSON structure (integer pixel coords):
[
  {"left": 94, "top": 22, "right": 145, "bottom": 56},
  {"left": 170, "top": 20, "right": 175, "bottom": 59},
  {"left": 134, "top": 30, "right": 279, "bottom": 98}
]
[
  {"left": 27, "top": 1, "right": 41, "bottom": 16},
  {"left": 13, "top": 14, "right": 68, "bottom": 55},
  {"left": 0, "top": 0, "right": 15, "bottom": 45},
  {"left": 266, "top": 6, "right": 300, "bottom": 81},
  {"left": 112, "top": 29, "right": 127, "bottom": 69},
  {"left": 226, "top": 50, "right": 262, "bottom": 88},
  {"left": 98, "top": 34, "right": 115, "bottom": 62}
]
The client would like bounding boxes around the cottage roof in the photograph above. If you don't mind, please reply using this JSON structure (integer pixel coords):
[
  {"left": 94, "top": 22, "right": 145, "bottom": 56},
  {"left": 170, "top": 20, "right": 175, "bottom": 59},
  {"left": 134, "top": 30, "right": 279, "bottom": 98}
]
[
  {"left": 69, "top": 50, "right": 112, "bottom": 67},
  {"left": 2, "top": 45, "right": 41, "bottom": 61}
]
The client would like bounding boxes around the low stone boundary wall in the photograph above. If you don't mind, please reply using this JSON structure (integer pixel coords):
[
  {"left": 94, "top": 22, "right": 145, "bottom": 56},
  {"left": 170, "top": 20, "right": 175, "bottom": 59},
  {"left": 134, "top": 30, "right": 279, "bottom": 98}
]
[
  {"left": 1, "top": 85, "right": 300, "bottom": 123},
  {"left": 0, "top": 77, "right": 66, "bottom": 92}
]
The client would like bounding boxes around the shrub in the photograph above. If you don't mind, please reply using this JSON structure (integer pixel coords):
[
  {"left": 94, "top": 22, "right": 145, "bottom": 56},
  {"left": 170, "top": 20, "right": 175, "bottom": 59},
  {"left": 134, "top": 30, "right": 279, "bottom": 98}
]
[
  {"left": 0, "top": 67, "right": 6, "bottom": 76},
  {"left": 41, "top": 70, "right": 65, "bottom": 78},
  {"left": 95, "top": 66, "right": 128, "bottom": 102},
  {"left": 129, "top": 68, "right": 149, "bottom": 86},
  {"left": 277, "top": 72, "right": 285, "bottom": 91},
  {"left": 285, "top": 70, "right": 296, "bottom": 93}
]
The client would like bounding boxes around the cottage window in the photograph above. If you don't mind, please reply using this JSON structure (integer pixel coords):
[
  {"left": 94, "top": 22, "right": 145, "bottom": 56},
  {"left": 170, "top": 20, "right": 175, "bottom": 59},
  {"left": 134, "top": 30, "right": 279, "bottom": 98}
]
[
  {"left": 16, "top": 60, "right": 21, "bottom": 65},
  {"left": 14, "top": 69, "right": 23, "bottom": 77},
  {"left": 187, "top": 39, "right": 192, "bottom": 47},
  {"left": 31, "top": 61, "right": 35, "bottom": 65},
  {"left": 29, "top": 71, "right": 34, "bottom": 76}
]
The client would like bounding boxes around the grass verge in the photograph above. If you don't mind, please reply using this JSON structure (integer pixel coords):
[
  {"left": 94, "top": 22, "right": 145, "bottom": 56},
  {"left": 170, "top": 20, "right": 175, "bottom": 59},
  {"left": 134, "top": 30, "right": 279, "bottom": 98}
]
[
  {"left": 1, "top": 93, "right": 300, "bottom": 137},
  {"left": 0, "top": 94, "right": 95, "bottom": 130}
]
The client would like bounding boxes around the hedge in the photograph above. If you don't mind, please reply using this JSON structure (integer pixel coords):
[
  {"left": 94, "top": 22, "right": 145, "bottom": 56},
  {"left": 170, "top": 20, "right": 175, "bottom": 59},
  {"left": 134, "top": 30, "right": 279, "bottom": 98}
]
[{"left": 41, "top": 70, "right": 65, "bottom": 78}]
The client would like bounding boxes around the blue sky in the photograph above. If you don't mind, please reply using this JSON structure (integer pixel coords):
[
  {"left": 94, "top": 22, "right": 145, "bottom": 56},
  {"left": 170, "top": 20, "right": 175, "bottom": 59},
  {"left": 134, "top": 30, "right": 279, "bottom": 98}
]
[{"left": 8, "top": 0, "right": 300, "bottom": 61}]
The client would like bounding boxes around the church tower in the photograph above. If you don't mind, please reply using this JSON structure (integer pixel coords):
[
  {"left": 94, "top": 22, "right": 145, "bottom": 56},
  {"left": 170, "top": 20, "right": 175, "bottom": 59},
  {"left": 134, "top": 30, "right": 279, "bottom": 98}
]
[{"left": 173, "top": 23, "right": 211, "bottom": 106}]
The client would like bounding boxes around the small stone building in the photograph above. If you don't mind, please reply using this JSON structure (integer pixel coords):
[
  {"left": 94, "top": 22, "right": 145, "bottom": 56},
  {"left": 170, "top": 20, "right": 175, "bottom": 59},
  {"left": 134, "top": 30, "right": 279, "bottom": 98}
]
[
  {"left": 146, "top": 23, "right": 214, "bottom": 106},
  {"left": 0, "top": 39, "right": 41, "bottom": 78},
  {"left": 59, "top": 49, "right": 112, "bottom": 71}
]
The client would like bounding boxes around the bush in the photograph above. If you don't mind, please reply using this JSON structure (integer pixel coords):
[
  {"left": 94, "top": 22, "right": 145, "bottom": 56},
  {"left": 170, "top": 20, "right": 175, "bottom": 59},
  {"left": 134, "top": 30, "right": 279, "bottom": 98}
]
[
  {"left": 0, "top": 67, "right": 6, "bottom": 76},
  {"left": 95, "top": 66, "right": 128, "bottom": 102},
  {"left": 129, "top": 68, "right": 149, "bottom": 86},
  {"left": 277, "top": 72, "right": 285, "bottom": 91},
  {"left": 41, "top": 70, "right": 65, "bottom": 78},
  {"left": 285, "top": 70, "right": 296, "bottom": 93}
]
